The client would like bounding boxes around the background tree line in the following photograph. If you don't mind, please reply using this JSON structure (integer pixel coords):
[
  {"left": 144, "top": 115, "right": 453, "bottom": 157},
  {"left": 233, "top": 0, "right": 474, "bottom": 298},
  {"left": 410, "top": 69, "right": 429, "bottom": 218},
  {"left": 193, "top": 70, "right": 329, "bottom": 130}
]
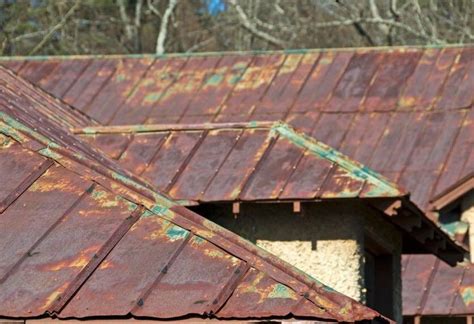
[{"left": 0, "top": 0, "right": 472, "bottom": 56}]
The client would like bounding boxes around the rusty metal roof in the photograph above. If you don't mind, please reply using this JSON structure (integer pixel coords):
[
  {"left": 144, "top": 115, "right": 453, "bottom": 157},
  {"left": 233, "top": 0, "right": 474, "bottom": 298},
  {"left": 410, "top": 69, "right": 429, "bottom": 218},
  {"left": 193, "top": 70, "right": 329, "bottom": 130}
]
[
  {"left": 0, "top": 67, "right": 388, "bottom": 322},
  {"left": 73, "top": 121, "right": 406, "bottom": 201},
  {"left": 0, "top": 63, "right": 94, "bottom": 129},
  {"left": 1, "top": 46, "right": 472, "bottom": 213},
  {"left": 430, "top": 172, "right": 474, "bottom": 211},
  {"left": 402, "top": 254, "right": 474, "bottom": 316},
  {"left": 69, "top": 121, "right": 466, "bottom": 266}
]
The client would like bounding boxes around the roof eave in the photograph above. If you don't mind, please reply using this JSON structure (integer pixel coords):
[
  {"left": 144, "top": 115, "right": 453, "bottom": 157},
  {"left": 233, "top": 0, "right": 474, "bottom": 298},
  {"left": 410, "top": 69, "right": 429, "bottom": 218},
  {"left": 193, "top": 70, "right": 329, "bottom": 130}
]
[{"left": 368, "top": 197, "right": 467, "bottom": 266}]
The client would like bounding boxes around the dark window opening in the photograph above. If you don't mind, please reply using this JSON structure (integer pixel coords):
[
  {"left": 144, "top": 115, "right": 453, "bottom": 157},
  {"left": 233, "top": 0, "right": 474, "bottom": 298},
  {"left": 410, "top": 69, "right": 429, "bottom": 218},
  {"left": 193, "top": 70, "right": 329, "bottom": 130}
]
[{"left": 364, "top": 236, "right": 394, "bottom": 319}]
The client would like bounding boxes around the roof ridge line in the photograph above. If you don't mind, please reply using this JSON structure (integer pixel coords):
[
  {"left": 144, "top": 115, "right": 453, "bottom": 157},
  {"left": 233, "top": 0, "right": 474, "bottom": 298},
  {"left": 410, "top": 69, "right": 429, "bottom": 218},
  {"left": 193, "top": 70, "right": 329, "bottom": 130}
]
[
  {"left": 272, "top": 122, "right": 407, "bottom": 197},
  {"left": 73, "top": 119, "right": 406, "bottom": 197},
  {"left": 0, "top": 111, "right": 174, "bottom": 209},
  {"left": 0, "top": 44, "right": 471, "bottom": 61},
  {"left": 72, "top": 121, "right": 279, "bottom": 134}
]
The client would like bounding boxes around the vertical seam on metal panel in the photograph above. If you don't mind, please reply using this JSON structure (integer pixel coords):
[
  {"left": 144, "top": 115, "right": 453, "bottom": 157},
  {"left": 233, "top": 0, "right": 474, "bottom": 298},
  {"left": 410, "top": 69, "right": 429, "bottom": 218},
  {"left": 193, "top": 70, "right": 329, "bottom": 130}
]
[
  {"left": 198, "top": 129, "right": 243, "bottom": 201},
  {"left": 50, "top": 204, "right": 146, "bottom": 314},
  {"left": 35, "top": 60, "right": 62, "bottom": 89},
  {"left": 431, "top": 49, "right": 463, "bottom": 110},
  {"left": 64, "top": 60, "right": 107, "bottom": 108},
  {"left": 131, "top": 232, "right": 193, "bottom": 314},
  {"left": 246, "top": 54, "right": 290, "bottom": 120},
  {"left": 58, "top": 59, "right": 93, "bottom": 98},
  {"left": 177, "top": 56, "right": 224, "bottom": 123},
  {"left": 81, "top": 60, "right": 119, "bottom": 114},
  {"left": 429, "top": 109, "right": 468, "bottom": 199},
  {"left": 37, "top": 61, "right": 67, "bottom": 94},
  {"left": 319, "top": 51, "right": 355, "bottom": 113},
  {"left": 104, "top": 58, "right": 159, "bottom": 125},
  {"left": 209, "top": 262, "right": 250, "bottom": 315},
  {"left": 140, "top": 57, "right": 192, "bottom": 124},
  {"left": 114, "top": 134, "right": 135, "bottom": 162},
  {"left": 396, "top": 48, "right": 432, "bottom": 111},
  {"left": 313, "top": 162, "right": 337, "bottom": 199},
  {"left": 0, "top": 183, "right": 95, "bottom": 285},
  {"left": 367, "top": 111, "right": 395, "bottom": 168},
  {"left": 0, "top": 159, "right": 53, "bottom": 213},
  {"left": 361, "top": 112, "right": 393, "bottom": 167},
  {"left": 164, "top": 130, "right": 209, "bottom": 194},
  {"left": 357, "top": 53, "right": 386, "bottom": 113},
  {"left": 276, "top": 147, "right": 308, "bottom": 200},
  {"left": 272, "top": 54, "right": 305, "bottom": 102},
  {"left": 210, "top": 56, "right": 255, "bottom": 122},
  {"left": 392, "top": 111, "right": 430, "bottom": 184},
  {"left": 10, "top": 61, "right": 27, "bottom": 74},
  {"left": 391, "top": 50, "right": 424, "bottom": 113},
  {"left": 332, "top": 111, "right": 359, "bottom": 151},
  {"left": 449, "top": 265, "right": 467, "bottom": 315},
  {"left": 136, "top": 132, "right": 170, "bottom": 176},
  {"left": 236, "top": 134, "right": 279, "bottom": 200},
  {"left": 282, "top": 52, "right": 322, "bottom": 119},
  {"left": 417, "top": 257, "right": 440, "bottom": 315}
]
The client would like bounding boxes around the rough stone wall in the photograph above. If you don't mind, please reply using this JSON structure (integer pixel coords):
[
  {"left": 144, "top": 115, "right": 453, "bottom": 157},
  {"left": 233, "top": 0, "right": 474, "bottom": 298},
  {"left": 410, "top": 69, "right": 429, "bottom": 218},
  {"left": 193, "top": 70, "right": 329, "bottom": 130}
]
[
  {"left": 201, "top": 202, "right": 365, "bottom": 301},
  {"left": 197, "top": 201, "right": 403, "bottom": 322}
]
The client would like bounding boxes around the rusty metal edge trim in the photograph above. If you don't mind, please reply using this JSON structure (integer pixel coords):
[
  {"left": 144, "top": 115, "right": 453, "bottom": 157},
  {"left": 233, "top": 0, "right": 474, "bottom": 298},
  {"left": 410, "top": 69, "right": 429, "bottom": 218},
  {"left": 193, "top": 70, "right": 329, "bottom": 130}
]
[
  {"left": 367, "top": 197, "right": 467, "bottom": 265},
  {"left": 72, "top": 121, "right": 278, "bottom": 135},
  {"left": 430, "top": 173, "right": 474, "bottom": 211}
]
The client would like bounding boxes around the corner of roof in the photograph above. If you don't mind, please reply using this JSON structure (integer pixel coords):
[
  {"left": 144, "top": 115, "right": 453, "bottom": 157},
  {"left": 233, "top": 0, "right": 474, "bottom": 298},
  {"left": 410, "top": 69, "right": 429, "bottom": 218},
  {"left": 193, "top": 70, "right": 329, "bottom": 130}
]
[
  {"left": 430, "top": 172, "right": 474, "bottom": 211},
  {"left": 271, "top": 121, "right": 407, "bottom": 198}
]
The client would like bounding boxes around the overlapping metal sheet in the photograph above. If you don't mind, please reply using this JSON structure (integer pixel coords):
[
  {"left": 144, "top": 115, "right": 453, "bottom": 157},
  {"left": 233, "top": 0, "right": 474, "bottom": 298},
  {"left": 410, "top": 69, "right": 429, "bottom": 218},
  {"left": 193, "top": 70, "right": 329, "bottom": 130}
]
[
  {"left": 1, "top": 46, "right": 473, "bottom": 319},
  {"left": 1, "top": 46, "right": 472, "bottom": 212},
  {"left": 72, "top": 121, "right": 466, "bottom": 266},
  {"left": 74, "top": 121, "right": 405, "bottom": 202},
  {"left": 0, "top": 66, "right": 388, "bottom": 322},
  {"left": 402, "top": 255, "right": 474, "bottom": 316}
]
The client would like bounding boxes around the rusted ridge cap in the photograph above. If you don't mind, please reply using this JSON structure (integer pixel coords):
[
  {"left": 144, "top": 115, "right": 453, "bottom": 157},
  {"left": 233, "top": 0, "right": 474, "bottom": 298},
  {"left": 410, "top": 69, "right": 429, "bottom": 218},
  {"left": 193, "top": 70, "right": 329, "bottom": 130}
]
[
  {"left": 75, "top": 121, "right": 407, "bottom": 199},
  {"left": 273, "top": 122, "right": 406, "bottom": 198},
  {"left": 0, "top": 102, "right": 386, "bottom": 322},
  {"left": 430, "top": 172, "right": 474, "bottom": 211},
  {"left": 72, "top": 121, "right": 277, "bottom": 134}
]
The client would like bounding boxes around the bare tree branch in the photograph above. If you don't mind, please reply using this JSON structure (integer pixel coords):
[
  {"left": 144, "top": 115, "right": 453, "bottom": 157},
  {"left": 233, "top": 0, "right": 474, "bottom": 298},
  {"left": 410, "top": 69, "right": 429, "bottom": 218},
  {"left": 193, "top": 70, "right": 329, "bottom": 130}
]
[
  {"left": 147, "top": 0, "right": 162, "bottom": 19},
  {"left": 228, "top": 0, "right": 286, "bottom": 48},
  {"left": 155, "top": 0, "right": 179, "bottom": 55},
  {"left": 28, "top": 0, "right": 81, "bottom": 55},
  {"left": 117, "top": 0, "right": 134, "bottom": 41}
]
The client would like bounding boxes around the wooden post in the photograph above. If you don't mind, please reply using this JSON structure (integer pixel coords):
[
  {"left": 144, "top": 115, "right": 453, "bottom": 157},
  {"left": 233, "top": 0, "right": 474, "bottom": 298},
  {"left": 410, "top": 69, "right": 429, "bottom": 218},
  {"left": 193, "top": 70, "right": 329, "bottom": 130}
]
[
  {"left": 232, "top": 202, "right": 240, "bottom": 215},
  {"left": 293, "top": 201, "right": 301, "bottom": 213}
]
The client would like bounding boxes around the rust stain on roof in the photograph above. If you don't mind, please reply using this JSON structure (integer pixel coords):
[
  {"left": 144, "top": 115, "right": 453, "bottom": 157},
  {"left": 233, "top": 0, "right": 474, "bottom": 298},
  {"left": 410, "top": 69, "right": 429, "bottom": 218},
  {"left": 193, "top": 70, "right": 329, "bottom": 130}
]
[
  {"left": 0, "top": 65, "right": 389, "bottom": 322},
  {"left": 73, "top": 120, "right": 406, "bottom": 201},
  {"left": 1, "top": 46, "right": 471, "bottom": 212},
  {"left": 402, "top": 255, "right": 474, "bottom": 316},
  {"left": 72, "top": 121, "right": 466, "bottom": 267}
]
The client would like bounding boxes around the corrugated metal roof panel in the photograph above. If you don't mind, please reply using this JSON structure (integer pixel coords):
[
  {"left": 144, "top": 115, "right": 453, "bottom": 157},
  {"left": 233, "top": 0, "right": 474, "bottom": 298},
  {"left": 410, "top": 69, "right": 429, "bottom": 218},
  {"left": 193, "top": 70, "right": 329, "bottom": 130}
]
[
  {"left": 3, "top": 47, "right": 471, "bottom": 212},
  {"left": 74, "top": 121, "right": 406, "bottom": 201},
  {"left": 402, "top": 255, "right": 474, "bottom": 316},
  {"left": 0, "top": 65, "right": 387, "bottom": 322},
  {"left": 73, "top": 121, "right": 466, "bottom": 266}
]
